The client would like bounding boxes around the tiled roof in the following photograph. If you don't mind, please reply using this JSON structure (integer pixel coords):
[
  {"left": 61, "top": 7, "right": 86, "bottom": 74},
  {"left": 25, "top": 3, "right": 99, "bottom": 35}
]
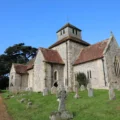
[
  {"left": 26, "top": 58, "right": 35, "bottom": 70},
  {"left": 27, "top": 64, "right": 34, "bottom": 70},
  {"left": 14, "top": 64, "right": 28, "bottom": 74},
  {"left": 49, "top": 36, "right": 90, "bottom": 49},
  {"left": 56, "top": 23, "right": 82, "bottom": 33},
  {"left": 40, "top": 48, "right": 64, "bottom": 65},
  {"left": 74, "top": 39, "right": 109, "bottom": 65},
  {"left": 14, "top": 57, "right": 35, "bottom": 74}
]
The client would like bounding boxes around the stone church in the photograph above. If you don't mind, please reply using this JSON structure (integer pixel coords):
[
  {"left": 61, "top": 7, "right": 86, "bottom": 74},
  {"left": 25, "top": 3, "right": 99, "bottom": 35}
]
[{"left": 9, "top": 23, "right": 120, "bottom": 92}]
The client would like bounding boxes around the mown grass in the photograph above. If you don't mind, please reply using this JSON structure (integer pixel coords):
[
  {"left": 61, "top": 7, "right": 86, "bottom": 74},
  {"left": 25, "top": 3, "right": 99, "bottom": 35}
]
[{"left": 2, "top": 89, "right": 120, "bottom": 120}]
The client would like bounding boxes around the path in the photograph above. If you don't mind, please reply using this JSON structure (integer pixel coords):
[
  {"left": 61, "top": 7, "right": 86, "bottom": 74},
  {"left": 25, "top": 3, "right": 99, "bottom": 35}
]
[{"left": 0, "top": 95, "right": 12, "bottom": 120}]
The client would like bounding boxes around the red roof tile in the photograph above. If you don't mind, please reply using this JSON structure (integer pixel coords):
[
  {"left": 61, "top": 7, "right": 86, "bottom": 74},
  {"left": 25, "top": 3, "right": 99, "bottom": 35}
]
[
  {"left": 26, "top": 58, "right": 35, "bottom": 70},
  {"left": 74, "top": 39, "right": 109, "bottom": 65},
  {"left": 14, "top": 64, "right": 28, "bottom": 74},
  {"left": 49, "top": 36, "right": 90, "bottom": 49},
  {"left": 27, "top": 64, "right": 34, "bottom": 70},
  {"left": 40, "top": 48, "right": 64, "bottom": 65}
]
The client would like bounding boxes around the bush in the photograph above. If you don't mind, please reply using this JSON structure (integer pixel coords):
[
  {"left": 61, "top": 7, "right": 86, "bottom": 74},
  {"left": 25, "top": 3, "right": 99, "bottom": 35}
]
[{"left": 75, "top": 72, "right": 88, "bottom": 87}]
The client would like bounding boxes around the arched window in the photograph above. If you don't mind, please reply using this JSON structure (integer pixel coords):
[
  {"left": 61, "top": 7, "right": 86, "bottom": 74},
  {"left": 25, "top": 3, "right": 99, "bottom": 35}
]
[
  {"left": 54, "top": 71, "right": 58, "bottom": 81},
  {"left": 114, "top": 56, "right": 120, "bottom": 76}
]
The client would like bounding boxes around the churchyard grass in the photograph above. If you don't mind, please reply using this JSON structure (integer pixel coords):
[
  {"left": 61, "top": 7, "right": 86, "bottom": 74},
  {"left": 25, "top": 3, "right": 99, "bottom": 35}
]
[{"left": 2, "top": 89, "right": 120, "bottom": 120}]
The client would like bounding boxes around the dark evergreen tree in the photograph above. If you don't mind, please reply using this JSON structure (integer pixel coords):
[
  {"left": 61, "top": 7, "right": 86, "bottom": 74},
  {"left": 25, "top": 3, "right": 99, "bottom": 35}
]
[{"left": 0, "top": 43, "right": 37, "bottom": 90}]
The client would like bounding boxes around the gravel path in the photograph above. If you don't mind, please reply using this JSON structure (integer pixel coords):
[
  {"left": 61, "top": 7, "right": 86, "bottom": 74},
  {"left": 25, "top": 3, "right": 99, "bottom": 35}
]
[{"left": 0, "top": 95, "right": 12, "bottom": 120}]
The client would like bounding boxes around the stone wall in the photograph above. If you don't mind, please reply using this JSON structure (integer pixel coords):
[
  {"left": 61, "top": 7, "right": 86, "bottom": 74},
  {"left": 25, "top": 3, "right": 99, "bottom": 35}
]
[
  {"left": 104, "top": 36, "right": 120, "bottom": 88},
  {"left": 45, "top": 63, "right": 51, "bottom": 90},
  {"left": 52, "top": 42, "right": 67, "bottom": 86},
  {"left": 33, "top": 50, "right": 45, "bottom": 92},
  {"left": 21, "top": 74, "right": 28, "bottom": 90},
  {"left": 68, "top": 41, "right": 86, "bottom": 89},
  {"left": 9, "top": 64, "right": 28, "bottom": 91},
  {"left": 51, "top": 64, "right": 64, "bottom": 87},
  {"left": 52, "top": 40, "right": 87, "bottom": 90},
  {"left": 28, "top": 69, "right": 34, "bottom": 89},
  {"left": 9, "top": 64, "right": 16, "bottom": 88},
  {"left": 74, "top": 59, "right": 108, "bottom": 89},
  {"left": 45, "top": 63, "right": 64, "bottom": 90}
]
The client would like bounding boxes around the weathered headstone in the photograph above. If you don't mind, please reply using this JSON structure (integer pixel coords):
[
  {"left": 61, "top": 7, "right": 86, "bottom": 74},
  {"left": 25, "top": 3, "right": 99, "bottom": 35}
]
[
  {"left": 87, "top": 83, "right": 91, "bottom": 90},
  {"left": 109, "top": 85, "right": 116, "bottom": 100},
  {"left": 43, "top": 87, "right": 48, "bottom": 96},
  {"left": 49, "top": 87, "right": 73, "bottom": 120},
  {"left": 74, "top": 81, "right": 80, "bottom": 99},
  {"left": 66, "top": 86, "right": 73, "bottom": 93},
  {"left": 88, "top": 88, "right": 93, "bottom": 97},
  {"left": 51, "top": 86, "right": 57, "bottom": 94},
  {"left": 20, "top": 98, "right": 26, "bottom": 103},
  {"left": 80, "top": 85, "right": 85, "bottom": 91},
  {"left": 27, "top": 102, "right": 32, "bottom": 109},
  {"left": 87, "top": 83, "right": 93, "bottom": 97}
]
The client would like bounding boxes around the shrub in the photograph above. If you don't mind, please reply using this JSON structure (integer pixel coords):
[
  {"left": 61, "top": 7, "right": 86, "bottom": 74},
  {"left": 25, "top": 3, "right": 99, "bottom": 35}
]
[{"left": 75, "top": 72, "right": 88, "bottom": 87}]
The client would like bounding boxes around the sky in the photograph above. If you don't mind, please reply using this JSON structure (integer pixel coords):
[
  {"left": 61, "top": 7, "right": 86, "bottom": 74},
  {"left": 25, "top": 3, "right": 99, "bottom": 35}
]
[{"left": 0, "top": 0, "right": 120, "bottom": 54}]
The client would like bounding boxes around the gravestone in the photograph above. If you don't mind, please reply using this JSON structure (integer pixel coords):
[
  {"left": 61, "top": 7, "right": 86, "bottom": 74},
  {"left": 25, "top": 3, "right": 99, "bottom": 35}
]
[
  {"left": 43, "top": 87, "right": 48, "bottom": 96},
  {"left": 49, "top": 87, "right": 73, "bottom": 120},
  {"left": 51, "top": 86, "right": 57, "bottom": 94},
  {"left": 27, "top": 102, "right": 32, "bottom": 109},
  {"left": 87, "top": 83, "right": 93, "bottom": 97},
  {"left": 74, "top": 81, "right": 80, "bottom": 99},
  {"left": 66, "top": 86, "right": 73, "bottom": 93},
  {"left": 88, "top": 88, "right": 93, "bottom": 97},
  {"left": 109, "top": 85, "right": 116, "bottom": 100},
  {"left": 80, "top": 85, "right": 85, "bottom": 91}
]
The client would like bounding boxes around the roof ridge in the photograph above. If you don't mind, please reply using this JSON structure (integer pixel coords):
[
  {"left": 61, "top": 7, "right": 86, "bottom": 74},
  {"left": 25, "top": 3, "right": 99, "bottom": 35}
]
[
  {"left": 82, "top": 38, "right": 109, "bottom": 50},
  {"left": 49, "top": 36, "right": 90, "bottom": 49},
  {"left": 74, "top": 38, "right": 109, "bottom": 65},
  {"left": 56, "top": 23, "right": 82, "bottom": 33}
]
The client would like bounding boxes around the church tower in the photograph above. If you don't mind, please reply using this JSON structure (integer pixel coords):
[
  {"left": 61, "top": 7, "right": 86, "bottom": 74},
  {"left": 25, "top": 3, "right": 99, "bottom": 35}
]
[{"left": 56, "top": 23, "right": 82, "bottom": 41}]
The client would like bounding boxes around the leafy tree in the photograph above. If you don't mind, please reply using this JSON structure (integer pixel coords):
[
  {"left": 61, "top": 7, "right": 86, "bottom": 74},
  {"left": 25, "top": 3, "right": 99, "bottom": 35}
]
[
  {"left": 75, "top": 72, "right": 88, "bottom": 87},
  {"left": 0, "top": 43, "right": 37, "bottom": 90}
]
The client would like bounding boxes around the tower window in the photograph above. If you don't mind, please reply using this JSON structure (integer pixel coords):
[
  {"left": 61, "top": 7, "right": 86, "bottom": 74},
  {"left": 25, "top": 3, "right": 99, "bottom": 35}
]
[
  {"left": 72, "top": 29, "right": 74, "bottom": 34},
  {"left": 76, "top": 29, "right": 77, "bottom": 35},
  {"left": 114, "top": 56, "right": 120, "bottom": 76},
  {"left": 60, "top": 31, "right": 62, "bottom": 35},
  {"left": 63, "top": 29, "right": 65, "bottom": 34}
]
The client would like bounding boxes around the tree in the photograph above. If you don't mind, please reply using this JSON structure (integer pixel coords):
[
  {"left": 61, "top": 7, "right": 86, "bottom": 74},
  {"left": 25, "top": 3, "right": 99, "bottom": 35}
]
[
  {"left": 0, "top": 43, "right": 37, "bottom": 90},
  {"left": 75, "top": 72, "right": 88, "bottom": 87}
]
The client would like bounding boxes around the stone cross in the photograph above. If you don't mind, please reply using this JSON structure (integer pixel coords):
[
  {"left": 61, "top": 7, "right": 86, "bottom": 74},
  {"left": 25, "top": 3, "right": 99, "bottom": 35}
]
[
  {"left": 74, "top": 81, "right": 80, "bottom": 99},
  {"left": 109, "top": 84, "right": 116, "bottom": 100},
  {"left": 57, "top": 88, "right": 67, "bottom": 112}
]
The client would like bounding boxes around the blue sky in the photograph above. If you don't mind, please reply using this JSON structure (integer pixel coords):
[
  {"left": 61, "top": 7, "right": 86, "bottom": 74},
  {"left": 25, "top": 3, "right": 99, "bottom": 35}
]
[{"left": 0, "top": 0, "right": 120, "bottom": 54}]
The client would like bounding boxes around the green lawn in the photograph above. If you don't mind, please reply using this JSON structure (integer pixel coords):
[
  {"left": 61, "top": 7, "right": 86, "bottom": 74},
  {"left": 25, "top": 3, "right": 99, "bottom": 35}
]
[{"left": 2, "top": 89, "right": 120, "bottom": 120}]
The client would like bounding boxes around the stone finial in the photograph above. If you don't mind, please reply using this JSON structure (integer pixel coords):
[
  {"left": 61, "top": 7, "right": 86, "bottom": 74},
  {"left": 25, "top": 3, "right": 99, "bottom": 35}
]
[
  {"left": 110, "top": 31, "right": 114, "bottom": 39},
  {"left": 110, "top": 31, "right": 113, "bottom": 37}
]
